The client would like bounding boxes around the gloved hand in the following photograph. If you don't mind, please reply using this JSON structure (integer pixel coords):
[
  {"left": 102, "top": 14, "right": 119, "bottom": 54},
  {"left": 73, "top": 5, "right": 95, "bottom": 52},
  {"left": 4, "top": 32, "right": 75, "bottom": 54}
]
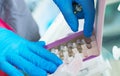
[
  {"left": 0, "top": 28, "right": 62, "bottom": 76},
  {"left": 53, "top": 0, "right": 95, "bottom": 37}
]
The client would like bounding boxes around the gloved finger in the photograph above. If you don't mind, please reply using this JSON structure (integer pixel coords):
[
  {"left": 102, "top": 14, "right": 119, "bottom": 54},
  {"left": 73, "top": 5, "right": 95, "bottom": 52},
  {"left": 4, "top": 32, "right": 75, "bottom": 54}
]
[
  {"left": 6, "top": 53, "right": 47, "bottom": 76},
  {"left": 0, "top": 61, "right": 24, "bottom": 76},
  {"left": 54, "top": 0, "right": 79, "bottom": 32},
  {"left": 29, "top": 44, "right": 63, "bottom": 66},
  {"left": 35, "top": 41, "right": 46, "bottom": 47},
  {"left": 19, "top": 49, "right": 57, "bottom": 74},
  {"left": 76, "top": 0, "right": 95, "bottom": 37}
]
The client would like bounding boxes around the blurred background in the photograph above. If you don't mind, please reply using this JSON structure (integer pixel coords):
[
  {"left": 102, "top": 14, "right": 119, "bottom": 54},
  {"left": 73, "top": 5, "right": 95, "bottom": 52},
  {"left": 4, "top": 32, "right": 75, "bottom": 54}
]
[
  {"left": 101, "top": 0, "right": 120, "bottom": 76},
  {"left": 24, "top": 0, "right": 120, "bottom": 76},
  {"left": 25, "top": 0, "right": 60, "bottom": 36}
]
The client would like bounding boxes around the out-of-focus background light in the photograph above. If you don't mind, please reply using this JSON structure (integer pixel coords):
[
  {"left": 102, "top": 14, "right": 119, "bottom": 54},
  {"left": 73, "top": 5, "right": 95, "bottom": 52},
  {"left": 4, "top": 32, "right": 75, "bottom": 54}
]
[{"left": 118, "top": 4, "right": 120, "bottom": 11}]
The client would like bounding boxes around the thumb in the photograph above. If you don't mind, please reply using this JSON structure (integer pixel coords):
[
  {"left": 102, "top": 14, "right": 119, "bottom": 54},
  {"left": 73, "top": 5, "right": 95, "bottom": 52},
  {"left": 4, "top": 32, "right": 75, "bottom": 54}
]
[{"left": 54, "top": 0, "right": 79, "bottom": 32}]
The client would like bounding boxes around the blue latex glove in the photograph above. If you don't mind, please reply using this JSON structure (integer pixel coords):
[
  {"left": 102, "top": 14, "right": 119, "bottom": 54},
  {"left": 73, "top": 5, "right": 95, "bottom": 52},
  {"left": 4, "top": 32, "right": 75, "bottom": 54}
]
[
  {"left": 53, "top": 0, "right": 95, "bottom": 37},
  {"left": 0, "top": 28, "right": 62, "bottom": 76}
]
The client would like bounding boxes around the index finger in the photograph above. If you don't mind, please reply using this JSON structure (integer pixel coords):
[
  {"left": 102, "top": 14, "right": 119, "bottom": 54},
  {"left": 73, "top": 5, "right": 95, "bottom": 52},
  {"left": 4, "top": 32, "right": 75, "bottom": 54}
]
[
  {"left": 76, "top": 0, "right": 95, "bottom": 37},
  {"left": 29, "top": 43, "right": 63, "bottom": 66}
]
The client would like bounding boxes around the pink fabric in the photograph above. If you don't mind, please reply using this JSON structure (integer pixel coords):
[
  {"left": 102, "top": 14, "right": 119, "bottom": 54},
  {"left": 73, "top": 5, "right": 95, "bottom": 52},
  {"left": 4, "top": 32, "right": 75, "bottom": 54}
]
[
  {"left": 0, "top": 18, "right": 15, "bottom": 32},
  {"left": 0, "top": 71, "right": 8, "bottom": 76}
]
